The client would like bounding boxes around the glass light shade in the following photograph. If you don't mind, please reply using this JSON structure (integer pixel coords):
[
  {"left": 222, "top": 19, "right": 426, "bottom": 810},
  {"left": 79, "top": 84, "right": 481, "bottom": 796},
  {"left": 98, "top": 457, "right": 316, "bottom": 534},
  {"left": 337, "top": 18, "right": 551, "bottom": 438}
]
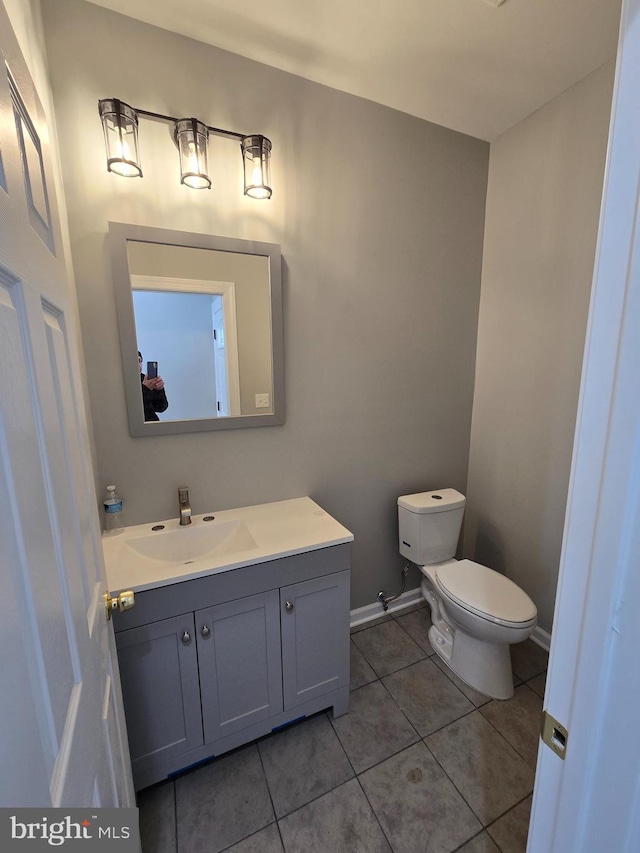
[
  {"left": 175, "top": 118, "right": 211, "bottom": 189},
  {"left": 241, "top": 135, "right": 272, "bottom": 199},
  {"left": 98, "top": 99, "right": 142, "bottom": 177}
]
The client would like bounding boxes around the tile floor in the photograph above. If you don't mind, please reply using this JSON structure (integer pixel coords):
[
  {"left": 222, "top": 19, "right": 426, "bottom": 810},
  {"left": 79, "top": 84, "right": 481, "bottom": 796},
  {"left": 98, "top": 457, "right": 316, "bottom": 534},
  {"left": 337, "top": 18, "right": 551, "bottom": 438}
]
[{"left": 137, "top": 603, "right": 548, "bottom": 853}]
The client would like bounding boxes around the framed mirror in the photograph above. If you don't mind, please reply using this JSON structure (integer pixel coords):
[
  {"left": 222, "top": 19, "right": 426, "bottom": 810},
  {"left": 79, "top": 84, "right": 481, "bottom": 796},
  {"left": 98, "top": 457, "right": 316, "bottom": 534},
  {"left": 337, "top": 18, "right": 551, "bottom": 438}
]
[{"left": 109, "top": 222, "right": 284, "bottom": 436}]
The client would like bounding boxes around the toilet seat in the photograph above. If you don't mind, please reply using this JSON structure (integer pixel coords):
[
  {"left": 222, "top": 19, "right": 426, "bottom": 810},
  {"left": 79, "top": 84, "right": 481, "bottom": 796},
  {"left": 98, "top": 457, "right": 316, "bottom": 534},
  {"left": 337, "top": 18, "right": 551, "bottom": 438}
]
[{"left": 435, "top": 559, "right": 537, "bottom": 628}]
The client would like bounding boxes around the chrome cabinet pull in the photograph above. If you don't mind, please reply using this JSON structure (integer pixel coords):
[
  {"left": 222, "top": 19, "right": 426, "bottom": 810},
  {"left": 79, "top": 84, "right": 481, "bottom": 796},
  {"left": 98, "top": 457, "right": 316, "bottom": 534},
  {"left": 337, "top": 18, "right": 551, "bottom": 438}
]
[
  {"left": 181, "top": 631, "right": 191, "bottom": 645},
  {"left": 285, "top": 601, "right": 294, "bottom": 613},
  {"left": 201, "top": 625, "right": 211, "bottom": 638}
]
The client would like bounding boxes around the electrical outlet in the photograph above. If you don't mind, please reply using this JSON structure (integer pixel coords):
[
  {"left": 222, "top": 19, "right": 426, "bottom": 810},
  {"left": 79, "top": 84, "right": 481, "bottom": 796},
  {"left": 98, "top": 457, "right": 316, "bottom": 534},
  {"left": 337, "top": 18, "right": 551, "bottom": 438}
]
[{"left": 255, "top": 393, "right": 270, "bottom": 409}]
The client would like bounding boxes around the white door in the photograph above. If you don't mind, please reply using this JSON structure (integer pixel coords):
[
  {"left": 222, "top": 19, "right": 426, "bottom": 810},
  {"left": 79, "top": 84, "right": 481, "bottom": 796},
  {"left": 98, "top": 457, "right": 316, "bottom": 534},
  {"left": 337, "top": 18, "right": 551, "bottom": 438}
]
[
  {"left": 528, "top": 0, "right": 640, "bottom": 849},
  {"left": 0, "top": 4, "right": 134, "bottom": 808},
  {"left": 212, "top": 296, "right": 230, "bottom": 416}
]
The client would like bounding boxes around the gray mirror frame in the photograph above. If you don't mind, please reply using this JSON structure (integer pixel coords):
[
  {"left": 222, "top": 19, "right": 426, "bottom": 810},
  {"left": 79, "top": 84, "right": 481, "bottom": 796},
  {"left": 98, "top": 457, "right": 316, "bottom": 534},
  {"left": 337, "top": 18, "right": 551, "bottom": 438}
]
[{"left": 109, "top": 221, "right": 285, "bottom": 436}]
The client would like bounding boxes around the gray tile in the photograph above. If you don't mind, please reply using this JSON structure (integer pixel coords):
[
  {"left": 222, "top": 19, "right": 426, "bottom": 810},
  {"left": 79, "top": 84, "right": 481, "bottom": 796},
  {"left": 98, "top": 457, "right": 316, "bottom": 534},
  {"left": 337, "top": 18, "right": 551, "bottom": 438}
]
[
  {"left": 510, "top": 641, "right": 548, "bottom": 682},
  {"left": 278, "top": 778, "right": 391, "bottom": 853},
  {"left": 258, "top": 713, "right": 353, "bottom": 818},
  {"left": 479, "top": 684, "right": 543, "bottom": 769},
  {"left": 526, "top": 672, "right": 547, "bottom": 699},
  {"left": 331, "top": 680, "right": 419, "bottom": 773},
  {"left": 138, "top": 780, "right": 176, "bottom": 853},
  {"left": 350, "top": 614, "right": 392, "bottom": 634},
  {"left": 359, "top": 742, "right": 481, "bottom": 853},
  {"left": 223, "top": 823, "right": 284, "bottom": 853},
  {"left": 351, "top": 620, "right": 426, "bottom": 677},
  {"left": 383, "top": 658, "right": 474, "bottom": 736},
  {"left": 176, "top": 745, "right": 274, "bottom": 853},
  {"left": 487, "top": 796, "right": 532, "bottom": 853},
  {"left": 426, "top": 711, "right": 534, "bottom": 826},
  {"left": 350, "top": 639, "right": 377, "bottom": 690},
  {"left": 431, "top": 654, "right": 492, "bottom": 707},
  {"left": 455, "top": 832, "right": 501, "bottom": 853},
  {"left": 395, "top": 608, "right": 435, "bottom": 655}
]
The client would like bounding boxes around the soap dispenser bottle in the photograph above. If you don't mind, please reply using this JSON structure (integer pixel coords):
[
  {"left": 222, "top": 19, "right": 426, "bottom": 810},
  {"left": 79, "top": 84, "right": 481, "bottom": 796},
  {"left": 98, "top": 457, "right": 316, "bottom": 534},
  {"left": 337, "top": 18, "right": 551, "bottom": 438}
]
[{"left": 103, "top": 485, "right": 124, "bottom": 533}]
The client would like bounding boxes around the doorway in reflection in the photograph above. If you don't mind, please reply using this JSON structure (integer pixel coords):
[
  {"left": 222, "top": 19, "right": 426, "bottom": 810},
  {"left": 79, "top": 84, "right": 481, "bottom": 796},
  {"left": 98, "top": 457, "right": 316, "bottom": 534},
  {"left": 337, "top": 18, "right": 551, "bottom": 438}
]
[{"left": 132, "top": 282, "right": 240, "bottom": 421}]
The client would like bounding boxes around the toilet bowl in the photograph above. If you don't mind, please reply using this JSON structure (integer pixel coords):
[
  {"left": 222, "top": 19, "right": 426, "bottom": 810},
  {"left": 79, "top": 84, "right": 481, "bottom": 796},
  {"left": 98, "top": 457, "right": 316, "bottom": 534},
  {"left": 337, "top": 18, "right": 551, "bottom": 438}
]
[
  {"left": 419, "top": 559, "right": 537, "bottom": 699},
  {"left": 398, "top": 489, "right": 537, "bottom": 700}
]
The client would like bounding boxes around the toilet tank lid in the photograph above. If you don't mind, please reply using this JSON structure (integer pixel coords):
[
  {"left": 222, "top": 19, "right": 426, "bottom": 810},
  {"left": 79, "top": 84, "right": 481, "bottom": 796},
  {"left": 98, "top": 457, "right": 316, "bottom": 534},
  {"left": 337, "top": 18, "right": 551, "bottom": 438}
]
[{"left": 397, "top": 489, "right": 466, "bottom": 514}]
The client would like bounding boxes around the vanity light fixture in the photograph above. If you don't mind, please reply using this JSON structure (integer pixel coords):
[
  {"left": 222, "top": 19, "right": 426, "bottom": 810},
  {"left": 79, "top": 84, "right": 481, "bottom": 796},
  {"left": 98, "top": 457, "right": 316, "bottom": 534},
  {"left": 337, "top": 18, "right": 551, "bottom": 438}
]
[
  {"left": 98, "top": 98, "right": 272, "bottom": 198},
  {"left": 99, "top": 98, "right": 142, "bottom": 178},
  {"left": 241, "top": 135, "right": 272, "bottom": 199},
  {"left": 175, "top": 118, "right": 211, "bottom": 190}
]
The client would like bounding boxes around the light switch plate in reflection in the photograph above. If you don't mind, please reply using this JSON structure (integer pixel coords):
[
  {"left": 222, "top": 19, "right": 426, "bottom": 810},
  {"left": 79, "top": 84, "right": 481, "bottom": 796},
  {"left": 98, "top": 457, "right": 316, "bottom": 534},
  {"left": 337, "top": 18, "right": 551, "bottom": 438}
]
[{"left": 255, "top": 393, "right": 270, "bottom": 408}]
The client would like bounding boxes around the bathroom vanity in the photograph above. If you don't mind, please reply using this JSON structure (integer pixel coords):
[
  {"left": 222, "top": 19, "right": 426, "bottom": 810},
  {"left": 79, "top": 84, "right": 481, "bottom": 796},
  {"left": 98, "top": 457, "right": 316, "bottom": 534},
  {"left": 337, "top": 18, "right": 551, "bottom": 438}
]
[{"left": 104, "top": 498, "right": 353, "bottom": 790}]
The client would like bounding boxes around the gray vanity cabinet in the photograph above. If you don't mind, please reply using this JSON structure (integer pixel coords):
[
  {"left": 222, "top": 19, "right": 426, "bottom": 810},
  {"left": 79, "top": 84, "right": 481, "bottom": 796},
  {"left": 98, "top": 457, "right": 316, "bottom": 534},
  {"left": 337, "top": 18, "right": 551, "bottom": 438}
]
[
  {"left": 196, "top": 590, "right": 283, "bottom": 742},
  {"left": 115, "top": 613, "right": 204, "bottom": 771},
  {"left": 112, "top": 544, "right": 351, "bottom": 790}
]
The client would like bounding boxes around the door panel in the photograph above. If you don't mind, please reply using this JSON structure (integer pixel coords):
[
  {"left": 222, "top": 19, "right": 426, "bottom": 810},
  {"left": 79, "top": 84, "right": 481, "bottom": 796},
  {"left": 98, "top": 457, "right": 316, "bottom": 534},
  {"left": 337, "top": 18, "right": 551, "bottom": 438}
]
[
  {"left": 281, "top": 572, "right": 351, "bottom": 709},
  {"left": 116, "top": 614, "right": 203, "bottom": 778},
  {"left": 198, "top": 590, "right": 283, "bottom": 742}
]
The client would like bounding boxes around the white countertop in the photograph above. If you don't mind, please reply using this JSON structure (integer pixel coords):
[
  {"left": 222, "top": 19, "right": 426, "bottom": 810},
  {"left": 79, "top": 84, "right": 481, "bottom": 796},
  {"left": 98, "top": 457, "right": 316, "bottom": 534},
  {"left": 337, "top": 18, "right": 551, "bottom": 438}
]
[{"left": 103, "top": 497, "right": 353, "bottom": 595}]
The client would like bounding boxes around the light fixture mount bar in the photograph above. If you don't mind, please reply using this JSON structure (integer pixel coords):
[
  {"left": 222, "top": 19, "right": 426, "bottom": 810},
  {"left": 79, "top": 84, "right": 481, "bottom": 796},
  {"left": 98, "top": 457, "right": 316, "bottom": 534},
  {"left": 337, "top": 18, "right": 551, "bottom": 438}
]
[
  {"left": 204, "top": 126, "right": 246, "bottom": 142},
  {"left": 133, "top": 107, "right": 246, "bottom": 140}
]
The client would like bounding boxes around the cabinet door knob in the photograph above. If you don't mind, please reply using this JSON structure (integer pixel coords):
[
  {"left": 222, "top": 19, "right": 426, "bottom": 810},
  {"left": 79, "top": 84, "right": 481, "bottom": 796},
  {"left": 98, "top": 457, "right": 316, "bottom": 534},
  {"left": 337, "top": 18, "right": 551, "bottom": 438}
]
[
  {"left": 285, "top": 600, "right": 294, "bottom": 613},
  {"left": 181, "top": 631, "right": 191, "bottom": 645},
  {"left": 201, "top": 625, "right": 211, "bottom": 638}
]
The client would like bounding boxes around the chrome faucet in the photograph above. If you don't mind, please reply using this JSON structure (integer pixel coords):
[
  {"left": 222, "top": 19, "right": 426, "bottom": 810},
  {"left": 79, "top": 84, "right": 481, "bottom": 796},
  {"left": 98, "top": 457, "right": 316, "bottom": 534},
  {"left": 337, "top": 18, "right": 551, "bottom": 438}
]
[{"left": 178, "top": 486, "right": 192, "bottom": 525}]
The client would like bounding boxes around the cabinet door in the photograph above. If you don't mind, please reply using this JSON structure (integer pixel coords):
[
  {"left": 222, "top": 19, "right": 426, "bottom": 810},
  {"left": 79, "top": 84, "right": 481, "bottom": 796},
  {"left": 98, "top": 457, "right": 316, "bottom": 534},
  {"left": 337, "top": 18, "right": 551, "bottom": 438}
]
[
  {"left": 115, "top": 613, "right": 203, "bottom": 785},
  {"left": 281, "top": 571, "right": 350, "bottom": 709},
  {"left": 197, "top": 590, "right": 283, "bottom": 743}
]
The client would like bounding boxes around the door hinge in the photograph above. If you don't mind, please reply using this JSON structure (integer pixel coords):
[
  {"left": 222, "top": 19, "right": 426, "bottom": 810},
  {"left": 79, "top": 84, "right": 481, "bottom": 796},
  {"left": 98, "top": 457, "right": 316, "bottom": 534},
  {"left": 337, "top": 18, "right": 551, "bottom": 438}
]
[
  {"left": 541, "top": 709, "right": 568, "bottom": 760},
  {"left": 104, "top": 590, "right": 135, "bottom": 621}
]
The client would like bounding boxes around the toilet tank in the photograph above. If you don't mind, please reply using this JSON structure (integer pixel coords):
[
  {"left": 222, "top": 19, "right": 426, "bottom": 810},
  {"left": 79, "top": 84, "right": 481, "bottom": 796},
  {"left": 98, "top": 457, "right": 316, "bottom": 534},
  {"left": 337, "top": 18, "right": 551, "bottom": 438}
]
[{"left": 398, "top": 489, "right": 466, "bottom": 565}]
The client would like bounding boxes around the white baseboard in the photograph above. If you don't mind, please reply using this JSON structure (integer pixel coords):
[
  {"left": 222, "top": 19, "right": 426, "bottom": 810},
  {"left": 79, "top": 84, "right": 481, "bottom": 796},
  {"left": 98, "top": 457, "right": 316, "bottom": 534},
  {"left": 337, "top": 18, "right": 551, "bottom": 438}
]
[
  {"left": 350, "top": 588, "right": 553, "bottom": 654},
  {"left": 531, "top": 625, "right": 551, "bottom": 652},
  {"left": 350, "top": 587, "right": 423, "bottom": 629}
]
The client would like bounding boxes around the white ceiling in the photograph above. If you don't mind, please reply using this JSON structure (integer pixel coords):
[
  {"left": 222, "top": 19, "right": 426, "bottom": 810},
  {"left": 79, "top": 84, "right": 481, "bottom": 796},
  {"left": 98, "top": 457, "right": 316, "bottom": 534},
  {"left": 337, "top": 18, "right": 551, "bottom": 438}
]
[{"left": 87, "top": 0, "right": 621, "bottom": 141}]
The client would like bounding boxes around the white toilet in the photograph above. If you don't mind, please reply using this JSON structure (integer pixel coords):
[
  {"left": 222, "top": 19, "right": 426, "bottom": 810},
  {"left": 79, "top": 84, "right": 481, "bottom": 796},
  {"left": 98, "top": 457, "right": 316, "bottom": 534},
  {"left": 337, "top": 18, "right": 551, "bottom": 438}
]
[{"left": 398, "top": 488, "right": 537, "bottom": 700}]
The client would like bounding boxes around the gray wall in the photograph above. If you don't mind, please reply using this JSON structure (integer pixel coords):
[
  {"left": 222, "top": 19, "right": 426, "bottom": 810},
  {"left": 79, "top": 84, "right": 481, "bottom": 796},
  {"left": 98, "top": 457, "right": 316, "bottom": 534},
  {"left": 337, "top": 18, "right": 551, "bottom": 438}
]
[
  {"left": 463, "top": 63, "right": 615, "bottom": 633},
  {"left": 42, "top": 0, "right": 488, "bottom": 609}
]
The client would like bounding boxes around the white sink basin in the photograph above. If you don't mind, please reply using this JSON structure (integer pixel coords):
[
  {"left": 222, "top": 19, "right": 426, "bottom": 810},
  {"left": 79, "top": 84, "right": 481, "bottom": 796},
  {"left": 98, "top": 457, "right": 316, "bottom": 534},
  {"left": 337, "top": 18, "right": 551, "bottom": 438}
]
[
  {"left": 123, "top": 518, "right": 256, "bottom": 565},
  {"left": 103, "top": 498, "right": 354, "bottom": 595}
]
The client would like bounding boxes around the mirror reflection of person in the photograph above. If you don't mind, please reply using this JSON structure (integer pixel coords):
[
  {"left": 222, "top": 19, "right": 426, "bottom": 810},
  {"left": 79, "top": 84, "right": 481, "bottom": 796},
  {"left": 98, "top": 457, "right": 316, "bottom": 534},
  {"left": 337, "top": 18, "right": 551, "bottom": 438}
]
[{"left": 138, "top": 351, "right": 168, "bottom": 421}]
